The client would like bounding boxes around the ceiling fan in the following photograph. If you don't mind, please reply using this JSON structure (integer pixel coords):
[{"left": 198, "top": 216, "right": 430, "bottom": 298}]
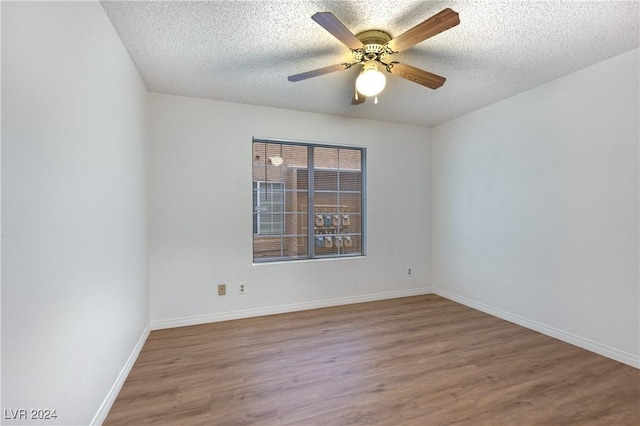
[{"left": 288, "top": 8, "right": 460, "bottom": 104}]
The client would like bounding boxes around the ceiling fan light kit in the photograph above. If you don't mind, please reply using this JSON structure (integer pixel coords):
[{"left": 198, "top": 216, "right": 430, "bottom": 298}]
[
  {"left": 356, "top": 61, "right": 386, "bottom": 97},
  {"left": 288, "top": 8, "right": 460, "bottom": 104}
]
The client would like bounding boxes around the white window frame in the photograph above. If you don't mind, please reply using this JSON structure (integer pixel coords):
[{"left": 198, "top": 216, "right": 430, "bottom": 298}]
[{"left": 253, "top": 181, "right": 285, "bottom": 236}]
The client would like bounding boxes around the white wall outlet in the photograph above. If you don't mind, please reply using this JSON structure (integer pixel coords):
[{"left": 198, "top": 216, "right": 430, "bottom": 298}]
[
  {"left": 239, "top": 281, "right": 247, "bottom": 294},
  {"left": 407, "top": 267, "right": 412, "bottom": 277}
]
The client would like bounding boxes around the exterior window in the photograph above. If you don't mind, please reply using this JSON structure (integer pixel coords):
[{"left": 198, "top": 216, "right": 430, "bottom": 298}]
[
  {"left": 253, "top": 182, "right": 285, "bottom": 235},
  {"left": 252, "top": 139, "right": 366, "bottom": 263}
]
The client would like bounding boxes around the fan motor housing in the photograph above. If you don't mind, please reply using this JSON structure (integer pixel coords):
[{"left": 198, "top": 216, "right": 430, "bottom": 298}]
[{"left": 353, "top": 30, "right": 392, "bottom": 61}]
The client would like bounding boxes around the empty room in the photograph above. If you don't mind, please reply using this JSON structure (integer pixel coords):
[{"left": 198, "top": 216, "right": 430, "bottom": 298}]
[{"left": 2, "top": 1, "right": 639, "bottom": 425}]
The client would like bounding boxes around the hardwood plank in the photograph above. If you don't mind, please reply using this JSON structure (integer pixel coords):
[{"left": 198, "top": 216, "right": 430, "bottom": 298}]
[{"left": 105, "top": 295, "right": 640, "bottom": 425}]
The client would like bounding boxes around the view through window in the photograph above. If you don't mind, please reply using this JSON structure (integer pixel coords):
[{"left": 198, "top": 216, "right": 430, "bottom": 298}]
[{"left": 252, "top": 139, "right": 365, "bottom": 262}]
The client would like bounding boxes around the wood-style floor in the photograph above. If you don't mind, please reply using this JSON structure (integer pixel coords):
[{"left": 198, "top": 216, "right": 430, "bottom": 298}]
[{"left": 105, "top": 295, "right": 639, "bottom": 425}]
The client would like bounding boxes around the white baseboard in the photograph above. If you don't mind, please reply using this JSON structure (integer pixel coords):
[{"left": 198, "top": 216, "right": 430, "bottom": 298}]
[
  {"left": 91, "top": 323, "right": 151, "bottom": 425},
  {"left": 151, "top": 287, "right": 434, "bottom": 330},
  {"left": 433, "top": 288, "right": 640, "bottom": 369}
]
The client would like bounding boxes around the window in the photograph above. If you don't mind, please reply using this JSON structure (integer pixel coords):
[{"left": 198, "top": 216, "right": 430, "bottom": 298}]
[
  {"left": 252, "top": 139, "right": 366, "bottom": 263},
  {"left": 253, "top": 181, "right": 285, "bottom": 235}
]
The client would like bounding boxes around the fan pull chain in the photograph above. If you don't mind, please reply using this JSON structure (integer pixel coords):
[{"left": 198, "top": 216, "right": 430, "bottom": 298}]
[{"left": 374, "top": 95, "right": 378, "bottom": 104}]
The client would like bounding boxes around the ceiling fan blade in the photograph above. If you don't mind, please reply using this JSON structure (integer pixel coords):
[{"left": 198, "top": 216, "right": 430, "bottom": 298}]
[
  {"left": 312, "top": 12, "right": 364, "bottom": 50},
  {"left": 387, "top": 8, "right": 459, "bottom": 52},
  {"left": 351, "top": 90, "right": 366, "bottom": 105},
  {"left": 387, "top": 62, "right": 446, "bottom": 89},
  {"left": 288, "top": 63, "right": 350, "bottom": 82}
]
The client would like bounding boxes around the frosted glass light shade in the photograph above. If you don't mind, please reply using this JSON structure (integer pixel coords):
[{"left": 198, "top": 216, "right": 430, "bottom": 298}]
[{"left": 356, "top": 61, "right": 386, "bottom": 97}]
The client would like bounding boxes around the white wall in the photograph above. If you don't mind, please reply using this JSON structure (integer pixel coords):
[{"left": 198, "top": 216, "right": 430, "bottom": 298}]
[
  {"left": 148, "top": 93, "right": 431, "bottom": 326},
  {"left": 2, "top": 2, "right": 149, "bottom": 424},
  {"left": 432, "top": 49, "right": 639, "bottom": 367}
]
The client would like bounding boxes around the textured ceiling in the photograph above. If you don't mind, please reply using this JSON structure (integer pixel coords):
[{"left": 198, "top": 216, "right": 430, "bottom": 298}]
[{"left": 101, "top": 1, "right": 639, "bottom": 127}]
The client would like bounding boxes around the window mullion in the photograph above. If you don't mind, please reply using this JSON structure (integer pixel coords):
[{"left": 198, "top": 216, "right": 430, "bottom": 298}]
[
  {"left": 307, "top": 146, "right": 315, "bottom": 259},
  {"left": 361, "top": 149, "right": 367, "bottom": 255},
  {"left": 336, "top": 149, "right": 341, "bottom": 255}
]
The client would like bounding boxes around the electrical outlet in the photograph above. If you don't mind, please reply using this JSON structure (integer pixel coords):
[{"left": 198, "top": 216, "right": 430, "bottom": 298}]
[
  {"left": 239, "top": 281, "right": 247, "bottom": 295},
  {"left": 218, "top": 284, "right": 226, "bottom": 296},
  {"left": 407, "top": 267, "right": 412, "bottom": 277}
]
